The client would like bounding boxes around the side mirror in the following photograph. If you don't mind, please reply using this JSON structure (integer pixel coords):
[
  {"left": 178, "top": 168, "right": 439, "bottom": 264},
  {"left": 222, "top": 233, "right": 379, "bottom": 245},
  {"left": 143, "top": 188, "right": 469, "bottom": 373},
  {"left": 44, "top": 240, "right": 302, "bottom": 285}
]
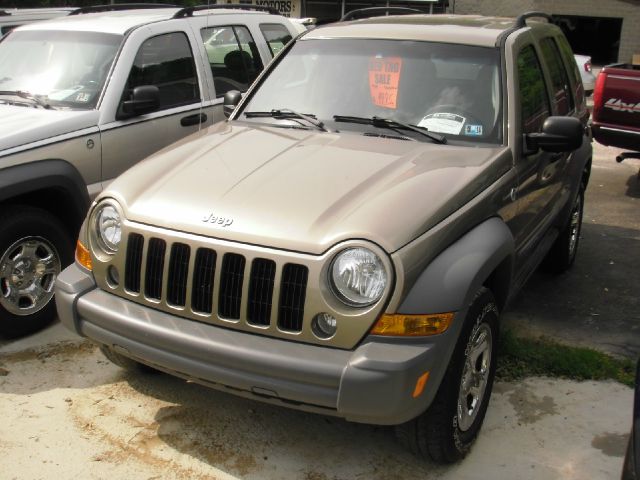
[
  {"left": 223, "top": 90, "right": 242, "bottom": 118},
  {"left": 120, "top": 85, "right": 160, "bottom": 119},
  {"left": 524, "top": 116, "right": 583, "bottom": 155}
]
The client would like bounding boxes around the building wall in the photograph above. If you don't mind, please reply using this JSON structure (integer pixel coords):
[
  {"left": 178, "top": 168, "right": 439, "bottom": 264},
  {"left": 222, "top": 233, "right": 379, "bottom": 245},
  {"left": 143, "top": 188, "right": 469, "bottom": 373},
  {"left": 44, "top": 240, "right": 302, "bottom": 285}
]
[{"left": 454, "top": 0, "right": 640, "bottom": 63}]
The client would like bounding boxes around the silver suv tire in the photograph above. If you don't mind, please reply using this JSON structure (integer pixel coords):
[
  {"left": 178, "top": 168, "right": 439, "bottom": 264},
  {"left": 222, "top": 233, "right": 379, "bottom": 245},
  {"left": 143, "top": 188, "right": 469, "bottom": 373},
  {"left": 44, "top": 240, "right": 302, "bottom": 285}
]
[{"left": 0, "top": 207, "right": 72, "bottom": 337}]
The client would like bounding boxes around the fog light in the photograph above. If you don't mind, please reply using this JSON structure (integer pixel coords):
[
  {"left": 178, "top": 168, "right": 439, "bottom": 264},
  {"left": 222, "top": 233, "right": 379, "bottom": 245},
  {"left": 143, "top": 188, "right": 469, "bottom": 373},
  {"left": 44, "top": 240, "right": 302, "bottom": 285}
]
[
  {"left": 312, "top": 313, "right": 337, "bottom": 339},
  {"left": 107, "top": 265, "right": 120, "bottom": 287}
]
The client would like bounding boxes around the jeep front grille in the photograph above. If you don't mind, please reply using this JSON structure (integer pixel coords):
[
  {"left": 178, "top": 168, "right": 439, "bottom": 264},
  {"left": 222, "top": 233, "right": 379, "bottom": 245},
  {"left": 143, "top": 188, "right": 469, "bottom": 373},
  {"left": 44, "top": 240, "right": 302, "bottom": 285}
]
[{"left": 123, "top": 234, "right": 308, "bottom": 331}]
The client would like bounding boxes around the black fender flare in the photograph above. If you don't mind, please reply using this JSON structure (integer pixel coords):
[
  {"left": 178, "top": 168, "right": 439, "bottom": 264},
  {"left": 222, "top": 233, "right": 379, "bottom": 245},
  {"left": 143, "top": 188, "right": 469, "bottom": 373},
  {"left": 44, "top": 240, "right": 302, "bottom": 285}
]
[
  {"left": 398, "top": 217, "right": 515, "bottom": 315},
  {"left": 0, "top": 159, "right": 90, "bottom": 228}
]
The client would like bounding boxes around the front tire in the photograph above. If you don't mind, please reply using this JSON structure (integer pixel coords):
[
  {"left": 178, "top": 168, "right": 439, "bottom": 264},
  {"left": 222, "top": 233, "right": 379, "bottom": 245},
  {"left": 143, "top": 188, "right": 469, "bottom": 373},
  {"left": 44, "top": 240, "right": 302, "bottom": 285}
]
[
  {"left": 396, "top": 287, "right": 499, "bottom": 463},
  {"left": 0, "top": 207, "right": 73, "bottom": 337}
]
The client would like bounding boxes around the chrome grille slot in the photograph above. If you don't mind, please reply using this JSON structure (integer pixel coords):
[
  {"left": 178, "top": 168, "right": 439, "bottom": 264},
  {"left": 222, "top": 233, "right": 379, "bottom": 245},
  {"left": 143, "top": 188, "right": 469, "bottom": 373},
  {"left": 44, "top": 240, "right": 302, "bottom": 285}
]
[
  {"left": 124, "top": 233, "right": 144, "bottom": 293},
  {"left": 144, "top": 238, "right": 166, "bottom": 300},
  {"left": 247, "top": 258, "right": 276, "bottom": 326},
  {"left": 191, "top": 248, "right": 216, "bottom": 314},
  {"left": 218, "top": 253, "right": 245, "bottom": 319},
  {"left": 167, "top": 243, "right": 190, "bottom": 307},
  {"left": 278, "top": 263, "right": 308, "bottom": 332}
]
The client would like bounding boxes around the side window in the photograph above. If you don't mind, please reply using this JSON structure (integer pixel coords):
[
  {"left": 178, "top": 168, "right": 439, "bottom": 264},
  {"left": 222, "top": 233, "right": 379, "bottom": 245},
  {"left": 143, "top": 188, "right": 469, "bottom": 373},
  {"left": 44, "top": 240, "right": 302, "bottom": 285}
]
[
  {"left": 555, "top": 35, "right": 586, "bottom": 109},
  {"left": 201, "top": 25, "right": 264, "bottom": 97},
  {"left": 259, "top": 23, "right": 293, "bottom": 57},
  {"left": 517, "top": 45, "right": 551, "bottom": 134},
  {"left": 539, "top": 37, "right": 574, "bottom": 115},
  {"left": 123, "top": 32, "right": 200, "bottom": 112}
]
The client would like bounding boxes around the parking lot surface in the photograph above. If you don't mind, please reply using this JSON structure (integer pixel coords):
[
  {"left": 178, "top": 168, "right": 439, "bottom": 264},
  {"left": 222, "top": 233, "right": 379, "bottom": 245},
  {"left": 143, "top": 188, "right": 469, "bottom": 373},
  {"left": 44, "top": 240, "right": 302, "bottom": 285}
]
[{"left": 0, "top": 141, "right": 638, "bottom": 479}]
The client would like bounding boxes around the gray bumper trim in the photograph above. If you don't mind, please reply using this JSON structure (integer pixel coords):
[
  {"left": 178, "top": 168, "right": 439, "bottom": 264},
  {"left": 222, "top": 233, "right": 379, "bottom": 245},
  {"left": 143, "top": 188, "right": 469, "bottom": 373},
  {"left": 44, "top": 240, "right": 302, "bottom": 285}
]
[{"left": 56, "top": 264, "right": 451, "bottom": 425}]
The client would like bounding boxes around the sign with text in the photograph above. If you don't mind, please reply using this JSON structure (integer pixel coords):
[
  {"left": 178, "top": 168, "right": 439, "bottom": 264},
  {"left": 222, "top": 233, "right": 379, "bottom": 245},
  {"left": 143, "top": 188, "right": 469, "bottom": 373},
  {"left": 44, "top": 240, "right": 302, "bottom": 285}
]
[
  {"left": 368, "top": 56, "right": 403, "bottom": 109},
  {"left": 222, "top": 0, "right": 301, "bottom": 18}
]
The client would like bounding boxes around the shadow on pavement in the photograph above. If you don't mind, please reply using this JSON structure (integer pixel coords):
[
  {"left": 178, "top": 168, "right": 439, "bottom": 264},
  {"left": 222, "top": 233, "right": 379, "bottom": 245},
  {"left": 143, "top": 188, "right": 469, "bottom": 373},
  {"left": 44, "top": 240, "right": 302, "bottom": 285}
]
[
  {"left": 504, "top": 221, "right": 640, "bottom": 357},
  {"left": 121, "top": 371, "right": 441, "bottom": 480}
]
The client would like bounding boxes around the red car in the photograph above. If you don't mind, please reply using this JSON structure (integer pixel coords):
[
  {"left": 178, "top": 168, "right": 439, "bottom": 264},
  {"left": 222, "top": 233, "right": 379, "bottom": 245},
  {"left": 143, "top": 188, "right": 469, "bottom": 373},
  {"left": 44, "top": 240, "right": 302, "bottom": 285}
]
[{"left": 592, "top": 63, "right": 640, "bottom": 165}]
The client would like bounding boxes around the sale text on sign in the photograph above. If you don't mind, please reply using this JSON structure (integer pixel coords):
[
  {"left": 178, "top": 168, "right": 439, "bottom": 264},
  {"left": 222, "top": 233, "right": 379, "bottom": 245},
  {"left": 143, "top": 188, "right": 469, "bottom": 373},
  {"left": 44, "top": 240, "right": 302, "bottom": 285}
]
[{"left": 369, "top": 57, "right": 403, "bottom": 109}]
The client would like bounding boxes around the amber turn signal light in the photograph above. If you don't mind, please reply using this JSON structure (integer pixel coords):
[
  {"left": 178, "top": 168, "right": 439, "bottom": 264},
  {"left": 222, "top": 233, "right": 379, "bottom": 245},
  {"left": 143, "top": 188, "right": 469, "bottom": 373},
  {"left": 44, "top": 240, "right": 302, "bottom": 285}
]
[
  {"left": 412, "top": 371, "right": 430, "bottom": 398},
  {"left": 75, "top": 240, "right": 92, "bottom": 271},
  {"left": 370, "top": 312, "right": 454, "bottom": 336}
]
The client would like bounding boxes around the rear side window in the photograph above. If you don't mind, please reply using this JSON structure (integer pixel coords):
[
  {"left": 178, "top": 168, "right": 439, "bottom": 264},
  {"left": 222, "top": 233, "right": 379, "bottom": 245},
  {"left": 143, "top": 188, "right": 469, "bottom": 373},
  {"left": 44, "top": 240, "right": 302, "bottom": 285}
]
[
  {"left": 201, "top": 25, "right": 264, "bottom": 97},
  {"left": 123, "top": 32, "right": 200, "bottom": 111},
  {"left": 555, "top": 35, "right": 585, "bottom": 108},
  {"left": 540, "top": 37, "right": 574, "bottom": 115},
  {"left": 517, "top": 45, "right": 550, "bottom": 134},
  {"left": 259, "top": 23, "right": 293, "bottom": 57}
]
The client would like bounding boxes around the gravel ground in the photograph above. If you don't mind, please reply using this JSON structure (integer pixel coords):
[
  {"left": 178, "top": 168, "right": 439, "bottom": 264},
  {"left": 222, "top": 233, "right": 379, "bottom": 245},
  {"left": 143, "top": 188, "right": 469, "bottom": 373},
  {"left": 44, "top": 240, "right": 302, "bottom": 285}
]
[{"left": 0, "top": 335, "right": 632, "bottom": 480}]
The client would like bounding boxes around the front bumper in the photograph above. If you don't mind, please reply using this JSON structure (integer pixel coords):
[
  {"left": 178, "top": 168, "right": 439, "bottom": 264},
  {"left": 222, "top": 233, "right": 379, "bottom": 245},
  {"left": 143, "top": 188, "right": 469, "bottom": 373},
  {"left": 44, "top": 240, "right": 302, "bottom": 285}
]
[{"left": 56, "top": 263, "right": 454, "bottom": 425}]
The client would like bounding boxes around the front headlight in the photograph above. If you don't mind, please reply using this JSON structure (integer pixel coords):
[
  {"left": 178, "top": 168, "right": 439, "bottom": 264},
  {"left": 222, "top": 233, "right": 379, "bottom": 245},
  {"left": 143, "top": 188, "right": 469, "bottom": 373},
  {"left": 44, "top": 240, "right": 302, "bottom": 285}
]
[
  {"left": 93, "top": 202, "right": 121, "bottom": 254},
  {"left": 330, "top": 247, "right": 387, "bottom": 307}
]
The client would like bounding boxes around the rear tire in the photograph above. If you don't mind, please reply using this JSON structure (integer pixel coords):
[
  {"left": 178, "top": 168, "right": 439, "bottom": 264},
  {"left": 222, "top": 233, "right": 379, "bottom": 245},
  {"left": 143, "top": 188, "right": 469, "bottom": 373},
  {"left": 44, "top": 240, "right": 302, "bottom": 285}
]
[
  {"left": 543, "top": 188, "right": 584, "bottom": 274},
  {"left": 0, "top": 207, "right": 73, "bottom": 337},
  {"left": 396, "top": 288, "right": 499, "bottom": 463}
]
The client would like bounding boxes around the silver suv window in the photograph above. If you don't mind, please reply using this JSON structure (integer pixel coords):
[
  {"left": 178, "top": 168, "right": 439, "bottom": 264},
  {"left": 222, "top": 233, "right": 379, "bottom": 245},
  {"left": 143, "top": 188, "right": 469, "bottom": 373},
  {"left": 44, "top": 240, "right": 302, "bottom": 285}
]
[
  {"left": 201, "top": 25, "right": 264, "bottom": 97},
  {"left": 0, "top": 30, "right": 121, "bottom": 109},
  {"left": 121, "top": 31, "right": 200, "bottom": 112},
  {"left": 242, "top": 39, "right": 502, "bottom": 144},
  {"left": 259, "top": 23, "right": 293, "bottom": 57}
]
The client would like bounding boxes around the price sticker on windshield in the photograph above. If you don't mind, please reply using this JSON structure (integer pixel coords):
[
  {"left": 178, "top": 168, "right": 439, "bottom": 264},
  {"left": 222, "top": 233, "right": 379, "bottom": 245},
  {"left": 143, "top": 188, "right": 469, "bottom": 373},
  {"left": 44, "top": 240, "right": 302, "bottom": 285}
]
[{"left": 369, "top": 57, "right": 403, "bottom": 109}]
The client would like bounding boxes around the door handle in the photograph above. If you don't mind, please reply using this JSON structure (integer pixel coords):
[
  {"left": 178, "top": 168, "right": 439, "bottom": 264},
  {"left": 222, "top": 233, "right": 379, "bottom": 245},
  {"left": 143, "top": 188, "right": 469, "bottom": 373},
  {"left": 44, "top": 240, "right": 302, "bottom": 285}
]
[{"left": 181, "top": 113, "right": 207, "bottom": 127}]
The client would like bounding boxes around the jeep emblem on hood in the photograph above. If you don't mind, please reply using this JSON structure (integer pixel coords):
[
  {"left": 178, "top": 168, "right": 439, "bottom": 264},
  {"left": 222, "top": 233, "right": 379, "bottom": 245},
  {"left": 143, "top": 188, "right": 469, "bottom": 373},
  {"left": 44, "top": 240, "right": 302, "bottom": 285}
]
[{"left": 202, "top": 213, "right": 233, "bottom": 227}]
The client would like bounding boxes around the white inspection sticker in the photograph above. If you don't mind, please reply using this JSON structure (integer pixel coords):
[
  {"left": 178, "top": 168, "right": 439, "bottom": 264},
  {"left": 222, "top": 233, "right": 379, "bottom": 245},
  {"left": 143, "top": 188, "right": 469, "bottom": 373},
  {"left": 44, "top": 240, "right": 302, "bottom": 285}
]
[{"left": 418, "top": 112, "right": 466, "bottom": 135}]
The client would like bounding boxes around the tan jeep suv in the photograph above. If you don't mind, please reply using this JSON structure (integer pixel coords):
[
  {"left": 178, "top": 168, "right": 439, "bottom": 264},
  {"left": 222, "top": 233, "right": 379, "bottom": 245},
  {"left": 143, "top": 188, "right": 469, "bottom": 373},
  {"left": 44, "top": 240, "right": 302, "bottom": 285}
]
[{"left": 56, "top": 11, "right": 592, "bottom": 462}]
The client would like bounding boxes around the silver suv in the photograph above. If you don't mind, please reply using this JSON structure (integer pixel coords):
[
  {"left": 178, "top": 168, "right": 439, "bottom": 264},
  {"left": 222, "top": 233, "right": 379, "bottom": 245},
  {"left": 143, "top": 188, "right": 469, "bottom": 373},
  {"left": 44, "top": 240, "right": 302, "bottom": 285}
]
[
  {"left": 57, "top": 11, "right": 592, "bottom": 462},
  {"left": 0, "top": 4, "right": 297, "bottom": 336}
]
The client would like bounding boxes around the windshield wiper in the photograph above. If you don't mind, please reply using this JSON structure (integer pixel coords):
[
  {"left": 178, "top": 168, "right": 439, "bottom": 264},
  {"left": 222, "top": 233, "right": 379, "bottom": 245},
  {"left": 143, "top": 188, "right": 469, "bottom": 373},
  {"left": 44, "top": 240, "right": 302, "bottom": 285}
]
[
  {"left": 0, "top": 90, "right": 53, "bottom": 110},
  {"left": 333, "top": 115, "right": 446, "bottom": 144},
  {"left": 244, "top": 109, "right": 327, "bottom": 132}
]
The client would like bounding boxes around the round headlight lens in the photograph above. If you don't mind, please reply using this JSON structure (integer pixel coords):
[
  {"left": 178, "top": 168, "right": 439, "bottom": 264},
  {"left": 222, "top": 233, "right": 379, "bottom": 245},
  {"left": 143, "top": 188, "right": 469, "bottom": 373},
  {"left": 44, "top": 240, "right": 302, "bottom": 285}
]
[
  {"left": 330, "top": 247, "right": 387, "bottom": 306},
  {"left": 95, "top": 204, "right": 121, "bottom": 254}
]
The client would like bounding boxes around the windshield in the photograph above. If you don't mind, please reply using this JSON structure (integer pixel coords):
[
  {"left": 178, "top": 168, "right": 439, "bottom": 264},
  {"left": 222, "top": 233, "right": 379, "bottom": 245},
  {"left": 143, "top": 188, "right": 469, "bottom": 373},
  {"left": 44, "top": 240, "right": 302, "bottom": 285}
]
[
  {"left": 241, "top": 39, "right": 502, "bottom": 144},
  {"left": 0, "top": 30, "right": 122, "bottom": 109}
]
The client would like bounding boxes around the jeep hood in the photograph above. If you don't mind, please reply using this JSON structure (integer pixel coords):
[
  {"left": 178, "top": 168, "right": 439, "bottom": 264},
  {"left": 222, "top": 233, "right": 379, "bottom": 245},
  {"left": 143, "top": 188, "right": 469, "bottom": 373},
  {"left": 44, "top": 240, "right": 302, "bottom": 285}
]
[
  {"left": 0, "top": 104, "right": 98, "bottom": 153},
  {"left": 106, "top": 123, "right": 511, "bottom": 255}
]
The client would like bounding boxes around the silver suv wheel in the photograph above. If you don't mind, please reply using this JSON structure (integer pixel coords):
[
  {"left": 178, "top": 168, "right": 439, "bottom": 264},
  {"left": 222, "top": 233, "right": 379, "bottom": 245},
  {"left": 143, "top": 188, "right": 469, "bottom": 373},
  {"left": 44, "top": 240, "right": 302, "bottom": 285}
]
[
  {"left": 0, "top": 236, "right": 61, "bottom": 316},
  {"left": 457, "top": 322, "right": 493, "bottom": 432},
  {"left": 568, "top": 193, "right": 582, "bottom": 259}
]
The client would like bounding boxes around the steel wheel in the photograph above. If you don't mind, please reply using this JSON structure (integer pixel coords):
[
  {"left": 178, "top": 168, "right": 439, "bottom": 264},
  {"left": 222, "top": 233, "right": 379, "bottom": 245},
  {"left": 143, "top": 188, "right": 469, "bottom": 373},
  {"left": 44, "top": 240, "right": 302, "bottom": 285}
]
[
  {"left": 457, "top": 322, "right": 493, "bottom": 432},
  {"left": 0, "top": 236, "right": 61, "bottom": 316},
  {"left": 567, "top": 193, "right": 582, "bottom": 259}
]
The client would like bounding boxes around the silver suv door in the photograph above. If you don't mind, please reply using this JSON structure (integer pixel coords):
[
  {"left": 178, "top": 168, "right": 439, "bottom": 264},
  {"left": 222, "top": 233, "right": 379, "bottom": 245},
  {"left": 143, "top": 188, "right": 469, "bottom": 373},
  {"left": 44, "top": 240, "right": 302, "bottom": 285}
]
[{"left": 98, "top": 20, "right": 214, "bottom": 186}]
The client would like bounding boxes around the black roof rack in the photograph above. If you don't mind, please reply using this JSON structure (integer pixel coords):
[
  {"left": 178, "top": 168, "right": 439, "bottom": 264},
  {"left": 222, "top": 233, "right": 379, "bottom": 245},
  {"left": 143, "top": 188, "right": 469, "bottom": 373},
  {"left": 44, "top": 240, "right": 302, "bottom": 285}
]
[
  {"left": 69, "top": 4, "right": 177, "bottom": 16},
  {"left": 173, "top": 4, "right": 279, "bottom": 19},
  {"left": 340, "top": 7, "right": 423, "bottom": 22},
  {"left": 515, "top": 11, "right": 553, "bottom": 28},
  {"left": 0, "top": 10, "right": 9, "bottom": 16}
]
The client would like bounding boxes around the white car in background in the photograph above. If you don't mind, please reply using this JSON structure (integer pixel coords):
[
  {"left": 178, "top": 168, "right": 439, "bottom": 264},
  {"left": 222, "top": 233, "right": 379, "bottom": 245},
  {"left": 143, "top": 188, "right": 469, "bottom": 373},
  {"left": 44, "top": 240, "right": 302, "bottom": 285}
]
[{"left": 574, "top": 54, "right": 595, "bottom": 95}]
